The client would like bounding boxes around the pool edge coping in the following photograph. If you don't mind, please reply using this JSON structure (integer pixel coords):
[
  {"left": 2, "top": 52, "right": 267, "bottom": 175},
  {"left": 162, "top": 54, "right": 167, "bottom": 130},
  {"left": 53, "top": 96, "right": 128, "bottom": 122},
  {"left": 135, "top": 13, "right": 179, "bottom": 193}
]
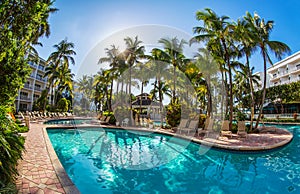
[{"left": 42, "top": 127, "right": 80, "bottom": 194}]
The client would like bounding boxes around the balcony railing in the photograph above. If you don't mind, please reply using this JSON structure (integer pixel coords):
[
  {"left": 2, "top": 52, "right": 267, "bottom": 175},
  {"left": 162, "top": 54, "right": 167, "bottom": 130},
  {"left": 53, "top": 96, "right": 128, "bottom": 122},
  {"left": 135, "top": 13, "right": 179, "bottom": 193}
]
[
  {"left": 34, "top": 87, "right": 43, "bottom": 91},
  {"left": 19, "top": 96, "right": 32, "bottom": 101},
  {"left": 38, "top": 65, "right": 44, "bottom": 71},
  {"left": 35, "top": 76, "right": 47, "bottom": 82},
  {"left": 24, "top": 84, "right": 33, "bottom": 89}
]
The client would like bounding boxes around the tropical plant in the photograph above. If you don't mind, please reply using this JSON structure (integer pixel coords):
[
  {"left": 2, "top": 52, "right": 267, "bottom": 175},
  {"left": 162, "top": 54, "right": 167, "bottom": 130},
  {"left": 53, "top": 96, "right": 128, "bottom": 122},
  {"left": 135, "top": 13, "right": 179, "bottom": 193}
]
[
  {"left": 0, "top": 106, "right": 25, "bottom": 192},
  {"left": 123, "top": 36, "right": 145, "bottom": 125},
  {"left": 45, "top": 38, "right": 76, "bottom": 109},
  {"left": 57, "top": 98, "right": 69, "bottom": 112},
  {"left": 0, "top": 0, "right": 57, "bottom": 106},
  {"left": 157, "top": 37, "right": 188, "bottom": 100},
  {"left": 191, "top": 8, "right": 237, "bottom": 129},
  {"left": 242, "top": 12, "right": 291, "bottom": 129}
]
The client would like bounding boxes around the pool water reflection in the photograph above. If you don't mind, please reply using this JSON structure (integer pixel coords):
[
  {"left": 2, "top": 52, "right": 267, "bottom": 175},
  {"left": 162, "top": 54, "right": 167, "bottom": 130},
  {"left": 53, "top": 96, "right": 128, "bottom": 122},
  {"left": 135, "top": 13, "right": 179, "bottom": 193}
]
[{"left": 47, "top": 124, "right": 300, "bottom": 194}]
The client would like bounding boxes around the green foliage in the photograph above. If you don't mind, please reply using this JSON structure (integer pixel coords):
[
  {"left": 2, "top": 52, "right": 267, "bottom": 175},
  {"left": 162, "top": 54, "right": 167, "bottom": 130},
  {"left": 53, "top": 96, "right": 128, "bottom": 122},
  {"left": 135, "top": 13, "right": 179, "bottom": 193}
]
[
  {"left": 166, "top": 100, "right": 181, "bottom": 127},
  {"left": 33, "top": 90, "right": 49, "bottom": 111},
  {"left": 236, "top": 111, "right": 247, "bottom": 121},
  {"left": 198, "top": 114, "right": 206, "bottom": 128},
  {"left": 57, "top": 98, "right": 69, "bottom": 112},
  {"left": 0, "top": 106, "right": 25, "bottom": 191},
  {"left": 0, "top": 0, "right": 56, "bottom": 106}
]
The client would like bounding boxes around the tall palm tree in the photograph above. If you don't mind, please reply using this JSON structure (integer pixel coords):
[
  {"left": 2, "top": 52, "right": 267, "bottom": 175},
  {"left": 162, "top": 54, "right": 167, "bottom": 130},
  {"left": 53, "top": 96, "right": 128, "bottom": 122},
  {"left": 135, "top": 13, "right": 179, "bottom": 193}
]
[
  {"left": 194, "top": 48, "right": 219, "bottom": 117},
  {"left": 243, "top": 12, "right": 291, "bottom": 129},
  {"left": 132, "top": 62, "right": 150, "bottom": 120},
  {"left": 123, "top": 36, "right": 145, "bottom": 125},
  {"left": 55, "top": 63, "right": 74, "bottom": 103},
  {"left": 158, "top": 37, "right": 187, "bottom": 101},
  {"left": 233, "top": 16, "right": 259, "bottom": 130},
  {"left": 47, "top": 38, "right": 76, "bottom": 69},
  {"left": 76, "top": 75, "right": 95, "bottom": 111},
  {"left": 45, "top": 39, "right": 76, "bottom": 109},
  {"left": 191, "top": 8, "right": 236, "bottom": 129},
  {"left": 143, "top": 48, "right": 171, "bottom": 125},
  {"left": 98, "top": 45, "right": 123, "bottom": 111}
]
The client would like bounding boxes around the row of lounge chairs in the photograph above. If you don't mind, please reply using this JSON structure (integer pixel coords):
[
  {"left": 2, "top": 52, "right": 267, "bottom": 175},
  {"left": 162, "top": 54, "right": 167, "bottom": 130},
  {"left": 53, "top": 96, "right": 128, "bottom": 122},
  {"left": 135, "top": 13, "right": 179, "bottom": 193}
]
[
  {"left": 16, "top": 111, "right": 74, "bottom": 121},
  {"left": 175, "top": 117, "right": 247, "bottom": 139}
]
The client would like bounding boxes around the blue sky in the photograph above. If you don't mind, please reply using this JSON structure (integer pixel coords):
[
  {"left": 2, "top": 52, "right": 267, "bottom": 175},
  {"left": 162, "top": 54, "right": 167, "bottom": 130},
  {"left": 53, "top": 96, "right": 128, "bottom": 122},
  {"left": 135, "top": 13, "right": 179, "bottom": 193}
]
[{"left": 37, "top": 0, "right": 300, "bottom": 77}]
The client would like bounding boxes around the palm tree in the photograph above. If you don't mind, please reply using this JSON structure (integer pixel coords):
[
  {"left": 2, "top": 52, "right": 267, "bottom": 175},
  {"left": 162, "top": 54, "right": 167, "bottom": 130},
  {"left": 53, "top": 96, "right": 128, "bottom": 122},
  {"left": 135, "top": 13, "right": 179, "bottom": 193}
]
[
  {"left": 47, "top": 38, "right": 76, "bottom": 69},
  {"left": 150, "top": 80, "right": 172, "bottom": 127},
  {"left": 132, "top": 62, "right": 150, "bottom": 121},
  {"left": 123, "top": 36, "right": 145, "bottom": 125},
  {"left": 191, "top": 8, "right": 236, "bottom": 129},
  {"left": 243, "top": 12, "right": 291, "bottom": 129},
  {"left": 55, "top": 63, "right": 74, "bottom": 103},
  {"left": 44, "top": 39, "right": 76, "bottom": 109},
  {"left": 233, "top": 16, "right": 259, "bottom": 131},
  {"left": 98, "top": 45, "right": 123, "bottom": 111},
  {"left": 194, "top": 48, "right": 219, "bottom": 117},
  {"left": 158, "top": 37, "right": 187, "bottom": 101}
]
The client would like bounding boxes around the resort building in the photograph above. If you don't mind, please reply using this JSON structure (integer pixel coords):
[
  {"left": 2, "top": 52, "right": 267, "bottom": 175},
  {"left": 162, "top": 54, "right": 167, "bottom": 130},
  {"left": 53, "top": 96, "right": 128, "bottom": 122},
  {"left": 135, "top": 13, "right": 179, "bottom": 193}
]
[
  {"left": 268, "top": 51, "right": 300, "bottom": 87},
  {"left": 15, "top": 55, "right": 52, "bottom": 112},
  {"left": 252, "top": 51, "right": 300, "bottom": 114},
  {"left": 253, "top": 51, "right": 300, "bottom": 91}
]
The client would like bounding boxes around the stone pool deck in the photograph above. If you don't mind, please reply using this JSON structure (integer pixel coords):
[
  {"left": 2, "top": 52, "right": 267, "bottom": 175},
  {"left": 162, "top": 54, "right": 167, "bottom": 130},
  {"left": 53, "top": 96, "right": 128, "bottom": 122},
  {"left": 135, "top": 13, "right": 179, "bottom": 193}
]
[{"left": 16, "top": 121, "right": 293, "bottom": 193}]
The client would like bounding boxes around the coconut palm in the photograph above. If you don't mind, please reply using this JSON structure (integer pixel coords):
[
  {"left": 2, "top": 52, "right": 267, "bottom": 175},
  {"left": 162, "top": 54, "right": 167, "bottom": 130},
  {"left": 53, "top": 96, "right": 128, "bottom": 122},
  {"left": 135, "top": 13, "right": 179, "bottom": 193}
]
[
  {"left": 123, "top": 36, "right": 145, "bottom": 125},
  {"left": 98, "top": 45, "right": 124, "bottom": 111},
  {"left": 243, "top": 12, "right": 291, "bottom": 128},
  {"left": 157, "top": 37, "right": 187, "bottom": 101},
  {"left": 55, "top": 63, "right": 75, "bottom": 103},
  {"left": 47, "top": 38, "right": 76, "bottom": 68},
  {"left": 44, "top": 39, "right": 76, "bottom": 109},
  {"left": 76, "top": 75, "right": 95, "bottom": 111},
  {"left": 191, "top": 8, "right": 236, "bottom": 129},
  {"left": 194, "top": 48, "right": 219, "bottom": 117}
]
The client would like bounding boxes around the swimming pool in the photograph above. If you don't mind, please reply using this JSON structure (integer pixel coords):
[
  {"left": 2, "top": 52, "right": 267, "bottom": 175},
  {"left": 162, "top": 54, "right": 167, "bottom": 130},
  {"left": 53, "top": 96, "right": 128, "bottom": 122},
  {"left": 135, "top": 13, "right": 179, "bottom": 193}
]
[
  {"left": 44, "top": 118, "right": 93, "bottom": 125},
  {"left": 47, "top": 124, "right": 300, "bottom": 193}
]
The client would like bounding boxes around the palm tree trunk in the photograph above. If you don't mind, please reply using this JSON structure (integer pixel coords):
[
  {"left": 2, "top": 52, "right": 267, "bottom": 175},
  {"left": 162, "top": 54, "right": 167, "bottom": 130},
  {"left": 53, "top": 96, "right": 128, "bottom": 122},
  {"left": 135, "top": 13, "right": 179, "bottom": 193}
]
[
  {"left": 109, "top": 80, "right": 113, "bottom": 112},
  {"left": 173, "top": 65, "right": 176, "bottom": 101},
  {"left": 158, "top": 79, "right": 163, "bottom": 128},
  {"left": 255, "top": 51, "right": 267, "bottom": 129},
  {"left": 129, "top": 65, "right": 133, "bottom": 126},
  {"left": 246, "top": 56, "right": 255, "bottom": 132}
]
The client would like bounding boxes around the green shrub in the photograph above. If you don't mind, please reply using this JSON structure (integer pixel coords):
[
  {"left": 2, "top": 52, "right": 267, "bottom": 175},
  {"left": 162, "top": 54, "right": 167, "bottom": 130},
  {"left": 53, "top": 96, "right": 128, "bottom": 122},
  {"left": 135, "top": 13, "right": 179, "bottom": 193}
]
[
  {"left": 57, "top": 98, "right": 69, "bottom": 112},
  {"left": 0, "top": 106, "right": 25, "bottom": 192},
  {"left": 166, "top": 100, "right": 181, "bottom": 127}
]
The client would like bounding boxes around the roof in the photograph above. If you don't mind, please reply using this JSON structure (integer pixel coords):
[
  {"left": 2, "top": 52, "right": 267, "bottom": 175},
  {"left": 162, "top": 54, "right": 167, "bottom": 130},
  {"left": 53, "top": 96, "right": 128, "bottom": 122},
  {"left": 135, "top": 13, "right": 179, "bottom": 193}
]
[{"left": 132, "top": 99, "right": 161, "bottom": 107}]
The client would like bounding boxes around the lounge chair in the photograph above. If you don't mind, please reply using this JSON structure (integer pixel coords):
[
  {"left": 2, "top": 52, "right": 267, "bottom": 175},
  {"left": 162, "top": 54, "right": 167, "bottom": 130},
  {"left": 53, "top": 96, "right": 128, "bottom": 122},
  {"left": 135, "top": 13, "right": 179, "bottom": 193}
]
[
  {"left": 204, "top": 118, "right": 217, "bottom": 138},
  {"left": 174, "top": 119, "right": 189, "bottom": 133},
  {"left": 197, "top": 117, "right": 210, "bottom": 136},
  {"left": 237, "top": 121, "right": 247, "bottom": 138},
  {"left": 178, "top": 119, "right": 198, "bottom": 136},
  {"left": 220, "top": 120, "right": 232, "bottom": 138}
]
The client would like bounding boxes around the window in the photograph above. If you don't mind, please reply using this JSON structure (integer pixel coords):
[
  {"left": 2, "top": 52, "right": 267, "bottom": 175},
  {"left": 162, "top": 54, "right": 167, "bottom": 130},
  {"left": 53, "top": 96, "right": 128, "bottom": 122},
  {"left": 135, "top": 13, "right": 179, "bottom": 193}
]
[
  {"left": 273, "top": 73, "right": 277, "bottom": 78},
  {"left": 20, "top": 104, "right": 27, "bottom": 111},
  {"left": 20, "top": 92, "right": 28, "bottom": 97},
  {"left": 33, "top": 94, "right": 40, "bottom": 101},
  {"left": 297, "top": 64, "right": 300, "bottom": 70}
]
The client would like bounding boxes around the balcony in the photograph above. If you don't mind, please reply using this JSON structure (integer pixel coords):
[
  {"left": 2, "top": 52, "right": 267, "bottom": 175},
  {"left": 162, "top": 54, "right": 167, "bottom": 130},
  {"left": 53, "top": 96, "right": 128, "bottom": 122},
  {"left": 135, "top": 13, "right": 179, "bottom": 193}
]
[
  {"left": 38, "top": 65, "right": 45, "bottom": 71},
  {"left": 19, "top": 96, "right": 32, "bottom": 101},
  {"left": 35, "top": 76, "right": 47, "bottom": 82},
  {"left": 23, "top": 84, "right": 33, "bottom": 89},
  {"left": 34, "top": 87, "right": 43, "bottom": 91}
]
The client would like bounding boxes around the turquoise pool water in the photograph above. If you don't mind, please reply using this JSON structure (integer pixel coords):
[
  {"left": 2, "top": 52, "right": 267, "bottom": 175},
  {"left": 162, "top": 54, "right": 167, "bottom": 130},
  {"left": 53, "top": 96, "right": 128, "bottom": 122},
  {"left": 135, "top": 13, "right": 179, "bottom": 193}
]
[
  {"left": 44, "top": 118, "right": 92, "bottom": 125},
  {"left": 47, "top": 124, "right": 300, "bottom": 194}
]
